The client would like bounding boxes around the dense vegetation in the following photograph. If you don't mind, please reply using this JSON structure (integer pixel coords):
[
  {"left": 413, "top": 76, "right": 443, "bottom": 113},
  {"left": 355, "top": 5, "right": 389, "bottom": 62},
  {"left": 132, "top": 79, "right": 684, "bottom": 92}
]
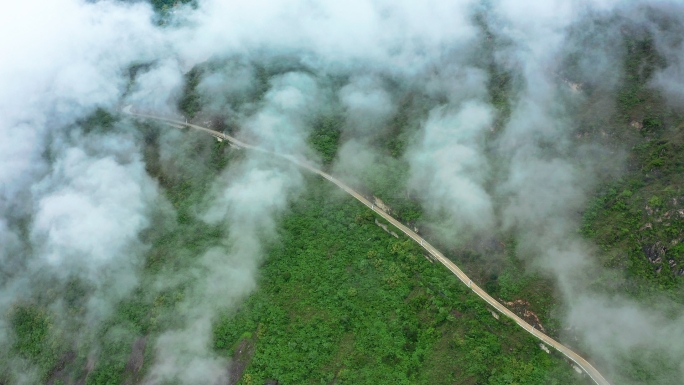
[
  {"left": 10, "top": 306, "right": 55, "bottom": 368},
  {"left": 308, "top": 115, "right": 342, "bottom": 165},
  {"left": 178, "top": 67, "right": 203, "bottom": 119},
  {"left": 212, "top": 175, "right": 586, "bottom": 385}
]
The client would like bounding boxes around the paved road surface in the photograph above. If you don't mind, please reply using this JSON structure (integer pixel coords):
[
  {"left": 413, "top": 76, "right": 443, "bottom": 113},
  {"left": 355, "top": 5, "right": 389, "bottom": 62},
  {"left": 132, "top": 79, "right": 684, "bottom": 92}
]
[{"left": 126, "top": 110, "right": 611, "bottom": 385}]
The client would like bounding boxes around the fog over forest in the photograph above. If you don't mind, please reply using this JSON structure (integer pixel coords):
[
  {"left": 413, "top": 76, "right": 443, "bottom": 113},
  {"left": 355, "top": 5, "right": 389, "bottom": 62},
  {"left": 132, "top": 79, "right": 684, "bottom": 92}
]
[{"left": 2, "top": 1, "right": 684, "bottom": 384}]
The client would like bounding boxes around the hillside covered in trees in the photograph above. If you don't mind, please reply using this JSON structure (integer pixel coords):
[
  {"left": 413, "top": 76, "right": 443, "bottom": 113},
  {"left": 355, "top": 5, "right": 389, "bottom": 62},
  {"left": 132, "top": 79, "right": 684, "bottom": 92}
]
[{"left": 2, "top": 1, "right": 684, "bottom": 385}]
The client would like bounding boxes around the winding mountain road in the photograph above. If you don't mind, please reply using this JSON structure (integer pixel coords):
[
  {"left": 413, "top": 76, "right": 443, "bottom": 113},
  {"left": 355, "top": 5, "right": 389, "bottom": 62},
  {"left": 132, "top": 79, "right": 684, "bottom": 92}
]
[{"left": 126, "top": 110, "right": 611, "bottom": 385}]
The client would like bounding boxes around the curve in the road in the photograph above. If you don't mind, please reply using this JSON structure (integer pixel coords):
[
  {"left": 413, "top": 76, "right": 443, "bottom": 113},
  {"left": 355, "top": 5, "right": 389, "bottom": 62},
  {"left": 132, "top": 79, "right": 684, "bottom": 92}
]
[{"left": 127, "top": 111, "right": 611, "bottom": 385}]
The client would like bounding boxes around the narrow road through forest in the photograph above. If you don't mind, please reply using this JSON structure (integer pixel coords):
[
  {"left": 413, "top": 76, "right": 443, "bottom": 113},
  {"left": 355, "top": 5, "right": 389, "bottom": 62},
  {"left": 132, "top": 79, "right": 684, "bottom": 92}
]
[{"left": 126, "top": 110, "right": 611, "bottom": 385}]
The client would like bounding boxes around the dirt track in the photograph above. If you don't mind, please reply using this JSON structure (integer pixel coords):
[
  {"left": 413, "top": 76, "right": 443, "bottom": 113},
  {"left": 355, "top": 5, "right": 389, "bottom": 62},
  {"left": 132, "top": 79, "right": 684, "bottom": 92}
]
[{"left": 126, "top": 110, "right": 611, "bottom": 385}]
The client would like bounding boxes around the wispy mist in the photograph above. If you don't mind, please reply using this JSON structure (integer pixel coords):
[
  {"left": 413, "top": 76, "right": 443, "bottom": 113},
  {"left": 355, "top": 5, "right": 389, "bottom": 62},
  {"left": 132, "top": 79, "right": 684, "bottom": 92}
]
[
  {"left": 3, "top": 0, "right": 684, "bottom": 383},
  {"left": 408, "top": 101, "right": 495, "bottom": 240}
]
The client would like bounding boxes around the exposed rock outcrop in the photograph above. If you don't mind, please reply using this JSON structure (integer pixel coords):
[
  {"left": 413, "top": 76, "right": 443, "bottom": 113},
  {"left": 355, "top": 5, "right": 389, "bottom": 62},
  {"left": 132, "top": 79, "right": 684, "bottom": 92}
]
[
  {"left": 643, "top": 242, "right": 666, "bottom": 264},
  {"left": 503, "top": 299, "right": 546, "bottom": 333}
]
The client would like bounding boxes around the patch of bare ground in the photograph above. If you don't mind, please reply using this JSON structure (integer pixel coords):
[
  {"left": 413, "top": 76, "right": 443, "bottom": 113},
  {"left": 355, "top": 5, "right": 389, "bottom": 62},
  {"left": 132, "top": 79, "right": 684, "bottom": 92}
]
[
  {"left": 228, "top": 337, "right": 256, "bottom": 385},
  {"left": 502, "top": 299, "right": 547, "bottom": 332},
  {"left": 122, "top": 336, "right": 148, "bottom": 385}
]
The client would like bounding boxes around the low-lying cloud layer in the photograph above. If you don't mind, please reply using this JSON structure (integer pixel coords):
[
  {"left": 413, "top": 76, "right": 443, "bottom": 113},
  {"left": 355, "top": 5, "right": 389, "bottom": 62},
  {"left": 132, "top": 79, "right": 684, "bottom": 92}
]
[
  {"left": 3, "top": 0, "right": 684, "bottom": 383},
  {"left": 408, "top": 101, "right": 495, "bottom": 239}
]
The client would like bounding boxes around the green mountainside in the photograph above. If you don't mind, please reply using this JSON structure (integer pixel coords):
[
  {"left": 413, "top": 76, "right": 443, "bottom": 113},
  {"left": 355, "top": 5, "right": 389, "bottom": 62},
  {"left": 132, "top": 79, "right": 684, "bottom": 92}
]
[
  {"left": 212, "top": 175, "right": 583, "bottom": 384},
  {"left": 4, "top": 4, "right": 684, "bottom": 385}
]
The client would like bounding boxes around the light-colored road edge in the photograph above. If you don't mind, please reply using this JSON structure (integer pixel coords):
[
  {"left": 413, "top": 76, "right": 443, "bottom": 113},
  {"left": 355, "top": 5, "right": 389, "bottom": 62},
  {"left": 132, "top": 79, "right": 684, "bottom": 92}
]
[{"left": 127, "top": 111, "right": 611, "bottom": 385}]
